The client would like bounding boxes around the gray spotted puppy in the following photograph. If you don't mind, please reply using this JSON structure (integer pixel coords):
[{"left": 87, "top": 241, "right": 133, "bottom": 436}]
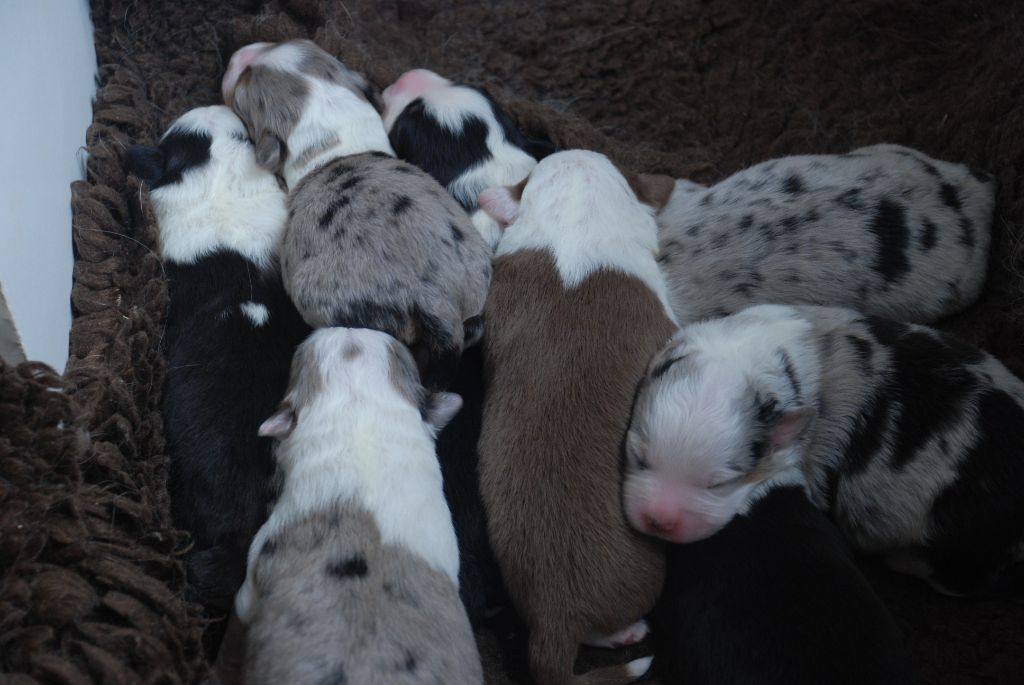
[
  {"left": 624, "top": 303, "right": 1024, "bottom": 597},
  {"left": 236, "top": 327, "right": 480, "bottom": 685},
  {"left": 222, "top": 40, "right": 491, "bottom": 388},
  {"left": 654, "top": 144, "right": 995, "bottom": 324}
]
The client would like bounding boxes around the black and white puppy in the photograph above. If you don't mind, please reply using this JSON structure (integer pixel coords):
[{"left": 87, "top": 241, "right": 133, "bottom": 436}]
[
  {"left": 382, "top": 68, "right": 555, "bottom": 251},
  {"left": 650, "top": 484, "right": 914, "bottom": 685},
  {"left": 126, "top": 106, "right": 310, "bottom": 638}
]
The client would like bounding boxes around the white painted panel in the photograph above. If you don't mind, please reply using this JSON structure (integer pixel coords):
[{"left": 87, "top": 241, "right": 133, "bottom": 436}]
[{"left": 0, "top": 0, "right": 96, "bottom": 372}]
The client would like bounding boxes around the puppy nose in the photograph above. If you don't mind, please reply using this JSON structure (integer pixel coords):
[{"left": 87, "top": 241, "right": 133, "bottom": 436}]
[{"left": 642, "top": 512, "right": 677, "bottom": 536}]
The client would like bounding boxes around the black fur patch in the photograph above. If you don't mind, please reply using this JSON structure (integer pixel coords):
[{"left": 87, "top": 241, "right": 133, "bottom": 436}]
[
  {"left": 331, "top": 300, "right": 407, "bottom": 334},
  {"left": 842, "top": 391, "right": 891, "bottom": 475},
  {"left": 780, "top": 215, "right": 800, "bottom": 233},
  {"left": 450, "top": 222, "right": 465, "bottom": 242},
  {"left": 712, "top": 233, "right": 730, "bottom": 249},
  {"left": 317, "top": 664, "right": 348, "bottom": 685},
  {"left": 958, "top": 217, "right": 975, "bottom": 248},
  {"left": 940, "top": 183, "right": 962, "bottom": 211},
  {"left": 846, "top": 335, "right": 873, "bottom": 374},
  {"left": 779, "top": 349, "right": 802, "bottom": 401},
  {"left": 782, "top": 174, "right": 805, "bottom": 194},
  {"left": 393, "top": 196, "right": 413, "bottom": 214},
  {"left": 128, "top": 129, "right": 213, "bottom": 189},
  {"left": 834, "top": 188, "right": 863, "bottom": 210},
  {"left": 260, "top": 538, "right": 278, "bottom": 557},
  {"left": 339, "top": 176, "right": 363, "bottom": 191},
  {"left": 927, "top": 388, "right": 1024, "bottom": 594},
  {"left": 388, "top": 99, "right": 493, "bottom": 207},
  {"left": 920, "top": 219, "right": 938, "bottom": 250},
  {"left": 327, "top": 555, "right": 368, "bottom": 579},
  {"left": 739, "top": 214, "right": 754, "bottom": 231},
  {"left": 319, "top": 196, "right": 351, "bottom": 230},
  {"left": 866, "top": 199, "right": 910, "bottom": 283}
]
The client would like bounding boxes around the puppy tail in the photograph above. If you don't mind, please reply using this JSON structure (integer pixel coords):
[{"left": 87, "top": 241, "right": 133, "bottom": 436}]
[{"left": 528, "top": 625, "right": 653, "bottom": 685}]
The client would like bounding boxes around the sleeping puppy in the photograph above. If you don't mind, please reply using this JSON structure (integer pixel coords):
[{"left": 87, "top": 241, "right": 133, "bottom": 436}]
[
  {"left": 382, "top": 67, "right": 555, "bottom": 250},
  {"left": 477, "top": 150, "right": 678, "bottom": 685},
  {"left": 237, "top": 327, "right": 481, "bottom": 685},
  {"left": 626, "top": 303, "right": 1024, "bottom": 596},
  {"left": 125, "top": 105, "right": 310, "bottom": 651},
  {"left": 222, "top": 40, "right": 491, "bottom": 389},
  {"left": 652, "top": 144, "right": 996, "bottom": 323}
]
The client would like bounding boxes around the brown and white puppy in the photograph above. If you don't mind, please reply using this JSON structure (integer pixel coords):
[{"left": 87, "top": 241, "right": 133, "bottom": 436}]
[
  {"left": 223, "top": 40, "right": 491, "bottom": 389},
  {"left": 476, "top": 150, "right": 678, "bottom": 685}
]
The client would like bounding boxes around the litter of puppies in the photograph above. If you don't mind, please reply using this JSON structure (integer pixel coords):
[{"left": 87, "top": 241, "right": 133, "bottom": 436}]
[{"left": 123, "top": 36, "right": 1015, "bottom": 685}]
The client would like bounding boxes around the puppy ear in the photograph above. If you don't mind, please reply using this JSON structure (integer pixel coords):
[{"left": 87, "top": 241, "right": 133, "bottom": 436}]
[
  {"left": 627, "top": 172, "right": 676, "bottom": 211},
  {"left": 478, "top": 185, "right": 522, "bottom": 227},
  {"left": 423, "top": 392, "right": 462, "bottom": 431},
  {"left": 258, "top": 404, "right": 296, "bottom": 439},
  {"left": 768, "top": 406, "right": 816, "bottom": 450},
  {"left": 125, "top": 145, "right": 165, "bottom": 187},
  {"left": 254, "top": 131, "right": 284, "bottom": 173}
]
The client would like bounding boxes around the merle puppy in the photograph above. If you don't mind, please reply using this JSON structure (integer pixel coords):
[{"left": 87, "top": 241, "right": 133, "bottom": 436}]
[
  {"left": 652, "top": 144, "right": 996, "bottom": 324},
  {"left": 125, "top": 105, "right": 310, "bottom": 650},
  {"left": 625, "top": 303, "right": 1024, "bottom": 596},
  {"left": 222, "top": 41, "right": 491, "bottom": 390}
]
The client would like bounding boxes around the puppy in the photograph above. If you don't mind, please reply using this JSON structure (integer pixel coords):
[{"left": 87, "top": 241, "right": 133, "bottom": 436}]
[
  {"left": 626, "top": 303, "right": 1024, "bottom": 596},
  {"left": 223, "top": 40, "right": 491, "bottom": 388},
  {"left": 237, "top": 328, "right": 481, "bottom": 685},
  {"left": 650, "top": 484, "right": 914, "bottom": 684},
  {"left": 382, "top": 68, "right": 555, "bottom": 250},
  {"left": 653, "top": 144, "right": 996, "bottom": 323},
  {"left": 125, "top": 106, "right": 310, "bottom": 644},
  {"left": 477, "top": 150, "right": 678, "bottom": 684}
]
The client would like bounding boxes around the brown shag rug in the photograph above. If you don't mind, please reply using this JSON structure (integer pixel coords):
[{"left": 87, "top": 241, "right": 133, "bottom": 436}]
[{"left": 2, "top": 0, "right": 1022, "bottom": 682}]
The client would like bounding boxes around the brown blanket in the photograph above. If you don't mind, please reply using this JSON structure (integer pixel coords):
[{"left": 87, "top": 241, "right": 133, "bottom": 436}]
[{"left": 2, "top": 0, "right": 1021, "bottom": 682}]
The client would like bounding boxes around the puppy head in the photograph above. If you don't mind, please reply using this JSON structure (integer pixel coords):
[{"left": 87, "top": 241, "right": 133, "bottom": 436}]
[
  {"left": 477, "top": 150, "right": 671, "bottom": 228},
  {"left": 381, "top": 68, "right": 452, "bottom": 131},
  {"left": 222, "top": 39, "right": 380, "bottom": 174},
  {"left": 126, "top": 105, "right": 255, "bottom": 192},
  {"left": 623, "top": 324, "right": 815, "bottom": 544},
  {"left": 259, "top": 327, "right": 462, "bottom": 441}
]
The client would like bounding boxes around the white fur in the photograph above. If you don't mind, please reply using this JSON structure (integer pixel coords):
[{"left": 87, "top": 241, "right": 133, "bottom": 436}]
[
  {"left": 624, "top": 305, "right": 819, "bottom": 540},
  {"left": 470, "top": 209, "right": 504, "bottom": 252},
  {"left": 150, "top": 106, "right": 287, "bottom": 269},
  {"left": 494, "top": 150, "right": 678, "bottom": 323},
  {"left": 240, "top": 301, "right": 270, "bottom": 326},
  {"left": 235, "top": 328, "right": 460, "bottom": 624},
  {"left": 282, "top": 76, "right": 395, "bottom": 190}
]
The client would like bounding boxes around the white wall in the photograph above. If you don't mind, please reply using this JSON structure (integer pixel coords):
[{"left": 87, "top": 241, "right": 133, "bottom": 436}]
[{"left": 0, "top": 1, "right": 96, "bottom": 372}]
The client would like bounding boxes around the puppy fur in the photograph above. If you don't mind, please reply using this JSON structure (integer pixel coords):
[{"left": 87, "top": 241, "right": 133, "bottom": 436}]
[
  {"left": 237, "top": 328, "right": 480, "bottom": 684},
  {"left": 650, "top": 485, "right": 913, "bottom": 685},
  {"left": 626, "top": 303, "right": 1024, "bottom": 596},
  {"left": 224, "top": 41, "right": 492, "bottom": 388},
  {"left": 655, "top": 144, "right": 996, "bottom": 324},
  {"left": 478, "top": 150, "right": 677, "bottom": 685},
  {"left": 124, "top": 105, "right": 310, "bottom": 640},
  {"left": 383, "top": 68, "right": 556, "bottom": 250}
]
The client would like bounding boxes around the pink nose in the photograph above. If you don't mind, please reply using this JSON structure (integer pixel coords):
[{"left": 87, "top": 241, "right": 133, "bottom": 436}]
[{"left": 642, "top": 511, "right": 682, "bottom": 537}]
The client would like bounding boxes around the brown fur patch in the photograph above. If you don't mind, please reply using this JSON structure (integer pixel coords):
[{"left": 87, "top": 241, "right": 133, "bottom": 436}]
[{"left": 478, "top": 249, "right": 674, "bottom": 681}]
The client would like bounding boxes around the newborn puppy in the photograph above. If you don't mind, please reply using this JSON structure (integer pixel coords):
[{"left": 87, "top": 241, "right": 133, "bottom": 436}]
[
  {"left": 654, "top": 144, "right": 996, "bottom": 323},
  {"left": 125, "top": 106, "right": 310, "bottom": 639},
  {"left": 626, "top": 303, "right": 1024, "bottom": 596},
  {"left": 651, "top": 484, "right": 913, "bottom": 684},
  {"left": 477, "top": 150, "right": 678, "bottom": 684},
  {"left": 237, "top": 328, "right": 481, "bottom": 685},
  {"left": 223, "top": 40, "right": 491, "bottom": 388},
  {"left": 382, "top": 68, "right": 555, "bottom": 250}
]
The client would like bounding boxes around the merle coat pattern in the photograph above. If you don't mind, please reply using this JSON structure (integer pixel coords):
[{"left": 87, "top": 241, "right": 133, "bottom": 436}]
[
  {"left": 634, "top": 303, "right": 1024, "bottom": 596},
  {"left": 125, "top": 106, "right": 310, "bottom": 637},
  {"left": 283, "top": 151, "right": 491, "bottom": 389},
  {"left": 244, "top": 502, "right": 481, "bottom": 685},
  {"left": 656, "top": 144, "right": 995, "bottom": 324}
]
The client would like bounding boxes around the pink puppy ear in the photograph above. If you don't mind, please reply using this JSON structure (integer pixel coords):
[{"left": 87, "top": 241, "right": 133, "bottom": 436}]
[
  {"left": 258, "top": 404, "right": 297, "bottom": 439},
  {"left": 768, "top": 406, "right": 816, "bottom": 450},
  {"left": 478, "top": 186, "right": 522, "bottom": 227}
]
